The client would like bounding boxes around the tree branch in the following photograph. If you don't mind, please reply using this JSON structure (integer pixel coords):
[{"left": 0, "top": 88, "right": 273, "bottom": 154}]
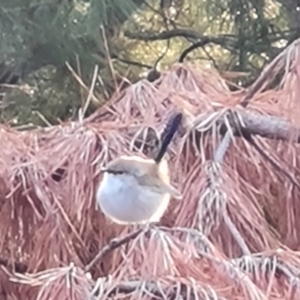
[
  {"left": 113, "top": 56, "right": 152, "bottom": 69},
  {"left": 85, "top": 228, "right": 143, "bottom": 272},
  {"left": 218, "top": 109, "right": 300, "bottom": 143},
  {"left": 229, "top": 110, "right": 300, "bottom": 143},
  {"left": 179, "top": 39, "right": 215, "bottom": 62},
  {"left": 124, "top": 29, "right": 235, "bottom": 44}
]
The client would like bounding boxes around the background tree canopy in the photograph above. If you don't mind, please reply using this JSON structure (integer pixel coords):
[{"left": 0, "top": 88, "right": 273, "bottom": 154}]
[{"left": 0, "top": 0, "right": 299, "bottom": 126}]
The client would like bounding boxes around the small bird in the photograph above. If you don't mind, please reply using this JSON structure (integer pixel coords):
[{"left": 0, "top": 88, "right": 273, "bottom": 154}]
[{"left": 96, "top": 113, "right": 183, "bottom": 225}]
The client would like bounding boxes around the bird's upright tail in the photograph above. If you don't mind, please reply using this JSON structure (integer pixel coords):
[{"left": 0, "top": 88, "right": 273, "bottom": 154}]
[{"left": 154, "top": 112, "right": 183, "bottom": 164}]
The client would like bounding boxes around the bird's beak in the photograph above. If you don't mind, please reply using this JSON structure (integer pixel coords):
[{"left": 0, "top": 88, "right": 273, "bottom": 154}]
[{"left": 100, "top": 166, "right": 108, "bottom": 173}]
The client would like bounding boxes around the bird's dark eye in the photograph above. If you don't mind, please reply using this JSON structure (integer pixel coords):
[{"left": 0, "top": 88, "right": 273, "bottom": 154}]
[{"left": 106, "top": 170, "right": 124, "bottom": 175}]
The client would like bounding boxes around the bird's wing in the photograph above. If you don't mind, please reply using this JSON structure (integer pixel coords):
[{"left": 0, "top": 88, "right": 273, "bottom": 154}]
[{"left": 138, "top": 174, "right": 182, "bottom": 200}]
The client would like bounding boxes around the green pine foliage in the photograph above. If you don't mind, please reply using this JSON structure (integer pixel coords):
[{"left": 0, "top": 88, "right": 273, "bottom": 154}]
[{"left": 0, "top": 0, "right": 298, "bottom": 126}]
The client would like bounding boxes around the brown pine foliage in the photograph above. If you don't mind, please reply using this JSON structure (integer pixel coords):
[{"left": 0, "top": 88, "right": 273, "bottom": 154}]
[{"left": 1, "top": 38, "right": 300, "bottom": 299}]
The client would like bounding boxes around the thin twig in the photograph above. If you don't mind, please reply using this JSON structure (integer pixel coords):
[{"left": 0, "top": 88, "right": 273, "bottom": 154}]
[
  {"left": 100, "top": 25, "right": 117, "bottom": 92},
  {"left": 81, "top": 65, "right": 99, "bottom": 120},
  {"left": 34, "top": 111, "right": 52, "bottom": 127},
  {"left": 65, "top": 62, "right": 101, "bottom": 105},
  {"left": 223, "top": 213, "right": 251, "bottom": 255},
  {"left": 97, "top": 75, "right": 110, "bottom": 100},
  {"left": 113, "top": 56, "right": 152, "bottom": 69},
  {"left": 213, "top": 130, "right": 233, "bottom": 162},
  {"left": 75, "top": 54, "right": 85, "bottom": 106},
  {"left": 85, "top": 228, "right": 143, "bottom": 272}
]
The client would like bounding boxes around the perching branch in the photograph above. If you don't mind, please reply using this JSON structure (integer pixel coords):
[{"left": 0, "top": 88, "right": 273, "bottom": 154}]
[{"left": 85, "top": 228, "right": 143, "bottom": 272}]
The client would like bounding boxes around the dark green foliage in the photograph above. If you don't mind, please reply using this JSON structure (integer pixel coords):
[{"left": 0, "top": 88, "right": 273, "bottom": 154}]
[
  {"left": 0, "top": 0, "right": 145, "bottom": 78},
  {"left": 0, "top": 0, "right": 298, "bottom": 126},
  {"left": 0, "top": 0, "right": 146, "bottom": 126}
]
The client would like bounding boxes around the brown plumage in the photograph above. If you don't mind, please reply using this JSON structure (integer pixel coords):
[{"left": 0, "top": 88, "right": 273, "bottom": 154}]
[{"left": 102, "top": 155, "right": 182, "bottom": 199}]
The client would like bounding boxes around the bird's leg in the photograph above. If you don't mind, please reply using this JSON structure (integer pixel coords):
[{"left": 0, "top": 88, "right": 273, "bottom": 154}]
[
  {"left": 144, "top": 222, "right": 159, "bottom": 238},
  {"left": 132, "top": 222, "right": 157, "bottom": 238}
]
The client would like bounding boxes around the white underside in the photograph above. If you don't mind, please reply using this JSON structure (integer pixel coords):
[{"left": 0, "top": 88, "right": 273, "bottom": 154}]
[{"left": 96, "top": 173, "right": 170, "bottom": 225}]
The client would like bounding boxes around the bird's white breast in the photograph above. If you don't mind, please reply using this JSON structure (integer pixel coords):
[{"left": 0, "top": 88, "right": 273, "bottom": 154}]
[{"left": 96, "top": 173, "right": 170, "bottom": 224}]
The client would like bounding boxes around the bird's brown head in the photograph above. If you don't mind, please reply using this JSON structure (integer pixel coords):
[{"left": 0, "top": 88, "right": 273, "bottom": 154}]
[
  {"left": 101, "top": 155, "right": 157, "bottom": 177},
  {"left": 101, "top": 155, "right": 182, "bottom": 200}
]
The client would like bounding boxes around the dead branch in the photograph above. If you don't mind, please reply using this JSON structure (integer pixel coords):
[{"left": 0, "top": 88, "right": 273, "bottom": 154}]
[
  {"left": 85, "top": 228, "right": 143, "bottom": 272},
  {"left": 194, "top": 109, "right": 300, "bottom": 143}
]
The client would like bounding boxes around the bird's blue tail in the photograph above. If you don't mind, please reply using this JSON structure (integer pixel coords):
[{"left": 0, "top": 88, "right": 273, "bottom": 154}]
[{"left": 154, "top": 112, "right": 183, "bottom": 163}]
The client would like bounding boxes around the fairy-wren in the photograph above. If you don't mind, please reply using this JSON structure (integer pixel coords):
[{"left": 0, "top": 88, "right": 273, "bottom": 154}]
[{"left": 96, "top": 113, "right": 183, "bottom": 225}]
